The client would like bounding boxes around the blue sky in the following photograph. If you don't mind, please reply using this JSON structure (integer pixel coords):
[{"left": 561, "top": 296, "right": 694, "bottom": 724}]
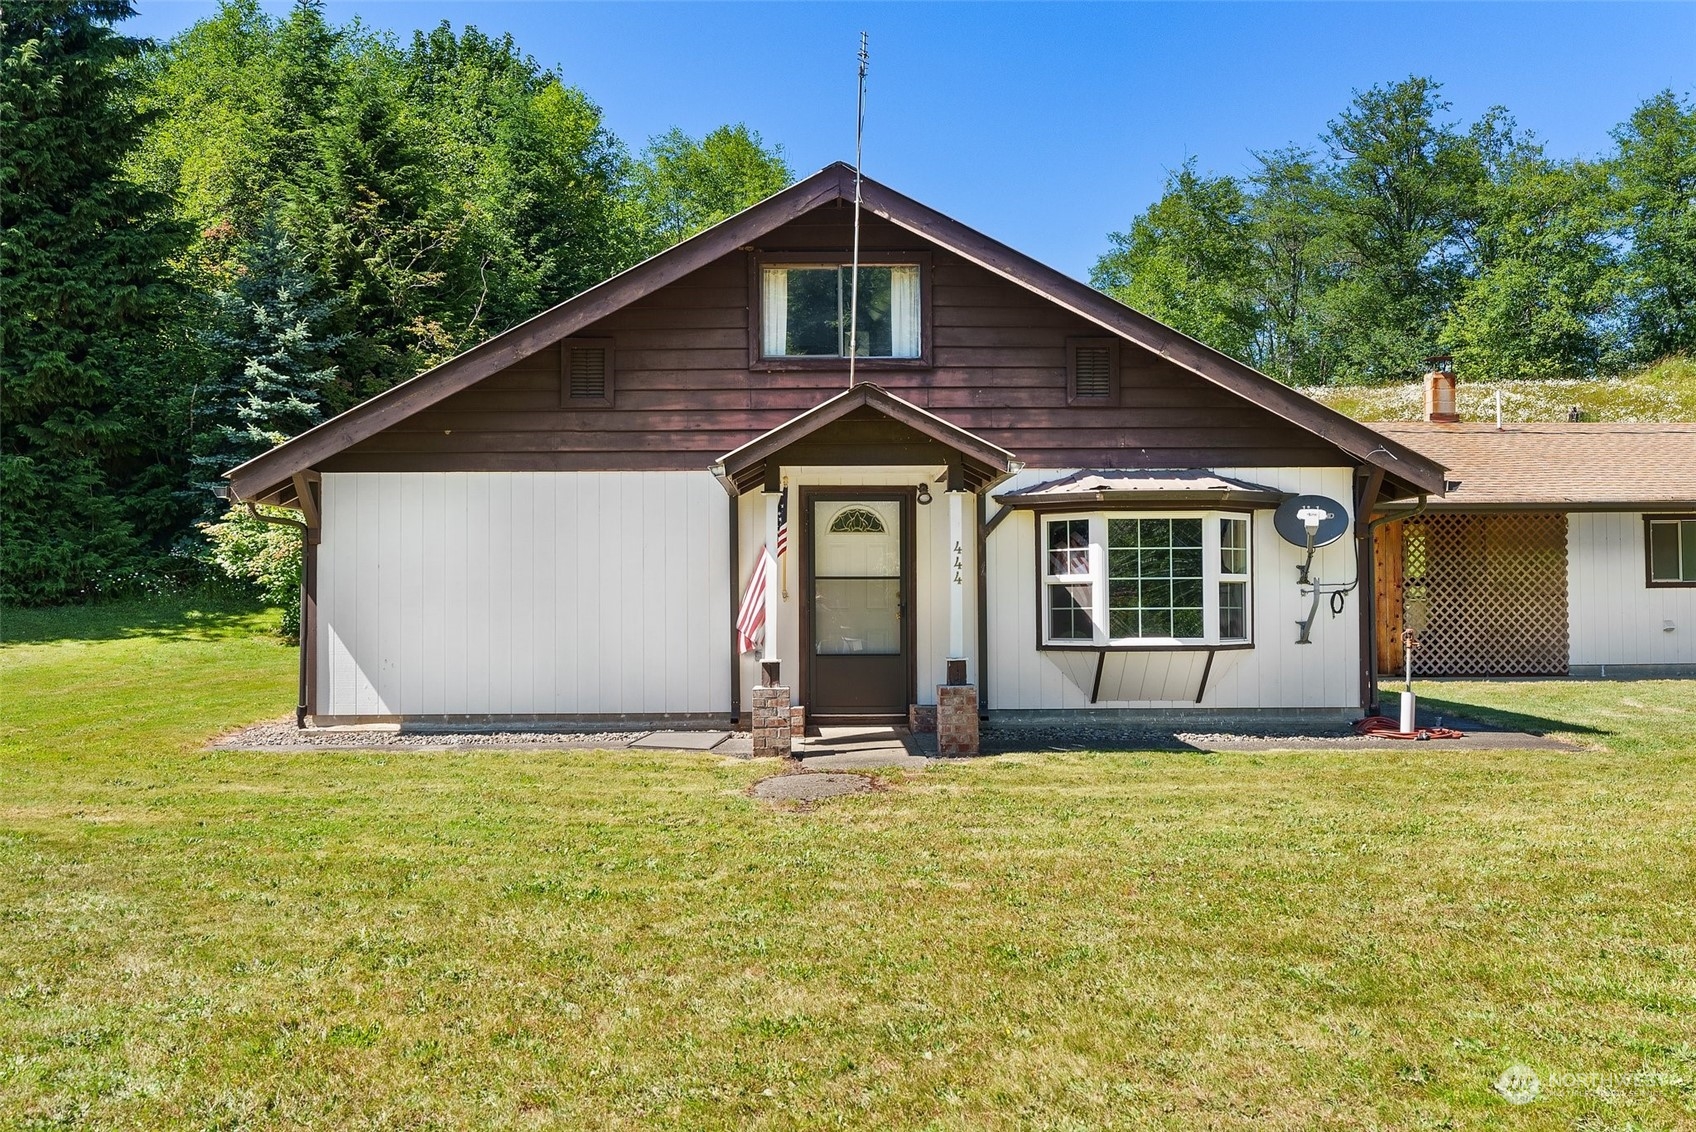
[{"left": 128, "top": 2, "right": 1694, "bottom": 280}]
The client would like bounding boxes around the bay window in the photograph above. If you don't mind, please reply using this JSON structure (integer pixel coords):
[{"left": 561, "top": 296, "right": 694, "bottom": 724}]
[
  {"left": 1042, "top": 513, "right": 1253, "bottom": 647},
  {"left": 760, "top": 263, "right": 922, "bottom": 360}
]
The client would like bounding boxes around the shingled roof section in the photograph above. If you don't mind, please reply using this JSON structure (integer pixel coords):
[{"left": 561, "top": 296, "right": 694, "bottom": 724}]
[{"left": 1374, "top": 422, "right": 1696, "bottom": 510}]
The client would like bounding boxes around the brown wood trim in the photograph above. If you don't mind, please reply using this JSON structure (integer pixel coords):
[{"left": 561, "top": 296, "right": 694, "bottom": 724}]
[
  {"left": 714, "top": 382, "right": 1016, "bottom": 491},
  {"left": 1066, "top": 337, "right": 1120, "bottom": 405},
  {"left": 746, "top": 249, "right": 934, "bottom": 371},
  {"left": 1354, "top": 466, "right": 1385, "bottom": 712},
  {"left": 558, "top": 337, "right": 616, "bottom": 408},
  {"left": 1194, "top": 649, "right": 1217, "bottom": 704},
  {"left": 1089, "top": 651, "right": 1106, "bottom": 704},
  {"left": 302, "top": 535, "right": 318, "bottom": 721},
  {"left": 798, "top": 487, "right": 918, "bottom": 718},
  {"left": 292, "top": 473, "right": 322, "bottom": 543},
  {"left": 1644, "top": 514, "right": 1696, "bottom": 588}
]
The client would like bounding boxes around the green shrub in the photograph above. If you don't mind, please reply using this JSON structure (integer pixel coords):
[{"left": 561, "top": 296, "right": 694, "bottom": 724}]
[{"left": 202, "top": 506, "right": 302, "bottom": 638}]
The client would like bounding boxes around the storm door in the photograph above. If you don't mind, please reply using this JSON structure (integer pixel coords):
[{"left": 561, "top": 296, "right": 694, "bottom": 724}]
[{"left": 804, "top": 493, "right": 914, "bottom": 719}]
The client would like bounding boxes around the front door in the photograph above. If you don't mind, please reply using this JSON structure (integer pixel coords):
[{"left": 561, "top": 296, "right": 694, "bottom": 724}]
[{"left": 805, "top": 492, "right": 913, "bottom": 720}]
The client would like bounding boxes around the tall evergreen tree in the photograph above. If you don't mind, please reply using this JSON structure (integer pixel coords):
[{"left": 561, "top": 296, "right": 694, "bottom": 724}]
[
  {"left": 189, "top": 213, "right": 341, "bottom": 515},
  {"left": 1, "top": 0, "right": 187, "bottom": 602}
]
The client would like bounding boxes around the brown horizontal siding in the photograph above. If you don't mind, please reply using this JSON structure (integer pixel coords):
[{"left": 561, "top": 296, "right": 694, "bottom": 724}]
[{"left": 327, "top": 211, "right": 1343, "bottom": 474}]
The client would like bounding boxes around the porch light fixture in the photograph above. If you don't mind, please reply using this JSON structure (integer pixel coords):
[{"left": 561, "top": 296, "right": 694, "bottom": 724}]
[
  {"left": 916, "top": 482, "right": 932, "bottom": 505},
  {"left": 211, "top": 483, "right": 230, "bottom": 501}
]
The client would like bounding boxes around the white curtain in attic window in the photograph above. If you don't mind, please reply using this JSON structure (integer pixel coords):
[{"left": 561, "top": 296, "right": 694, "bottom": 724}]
[
  {"left": 889, "top": 265, "right": 920, "bottom": 358},
  {"left": 761, "top": 267, "right": 788, "bottom": 357}
]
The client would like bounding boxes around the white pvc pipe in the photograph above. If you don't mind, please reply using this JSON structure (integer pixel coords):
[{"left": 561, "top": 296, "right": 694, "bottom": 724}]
[{"left": 1399, "top": 691, "right": 1418, "bottom": 734}]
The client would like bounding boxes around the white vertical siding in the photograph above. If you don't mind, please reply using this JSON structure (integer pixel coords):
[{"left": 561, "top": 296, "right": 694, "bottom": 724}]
[
  {"left": 1568, "top": 512, "right": 1696, "bottom": 667},
  {"left": 316, "top": 471, "right": 731, "bottom": 719},
  {"left": 986, "top": 467, "right": 1362, "bottom": 711}
]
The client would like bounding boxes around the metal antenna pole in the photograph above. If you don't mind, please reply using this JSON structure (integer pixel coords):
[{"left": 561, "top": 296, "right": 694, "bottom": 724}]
[{"left": 847, "top": 31, "right": 867, "bottom": 388}]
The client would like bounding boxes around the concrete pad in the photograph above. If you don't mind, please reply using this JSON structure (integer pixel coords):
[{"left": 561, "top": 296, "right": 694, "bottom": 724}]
[
  {"left": 630, "top": 731, "right": 730, "bottom": 751},
  {"left": 752, "top": 772, "right": 874, "bottom": 802},
  {"left": 793, "top": 725, "right": 931, "bottom": 769}
]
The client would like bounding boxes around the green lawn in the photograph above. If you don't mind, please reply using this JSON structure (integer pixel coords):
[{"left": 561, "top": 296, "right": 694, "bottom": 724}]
[{"left": 3, "top": 600, "right": 1694, "bottom": 1129}]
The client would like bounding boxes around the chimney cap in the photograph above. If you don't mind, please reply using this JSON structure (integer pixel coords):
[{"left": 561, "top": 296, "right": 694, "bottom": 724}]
[{"left": 1423, "top": 353, "right": 1454, "bottom": 374}]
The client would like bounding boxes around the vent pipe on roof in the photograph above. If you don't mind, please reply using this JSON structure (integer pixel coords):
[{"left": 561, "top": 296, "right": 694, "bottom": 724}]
[{"left": 1423, "top": 354, "right": 1458, "bottom": 423}]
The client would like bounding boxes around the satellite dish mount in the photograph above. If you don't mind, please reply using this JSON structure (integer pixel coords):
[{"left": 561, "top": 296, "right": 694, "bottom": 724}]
[{"left": 1272, "top": 495, "right": 1352, "bottom": 644}]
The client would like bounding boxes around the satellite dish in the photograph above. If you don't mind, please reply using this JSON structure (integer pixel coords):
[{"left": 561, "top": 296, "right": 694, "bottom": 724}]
[{"left": 1274, "top": 494, "right": 1349, "bottom": 548}]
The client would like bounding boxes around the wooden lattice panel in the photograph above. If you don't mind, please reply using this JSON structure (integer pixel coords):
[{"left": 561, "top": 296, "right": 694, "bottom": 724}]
[{"left": 1400, "top": 512, "right": 1569, "bottom": 676}]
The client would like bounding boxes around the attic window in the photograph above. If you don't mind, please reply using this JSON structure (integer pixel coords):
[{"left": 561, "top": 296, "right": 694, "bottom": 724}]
[
  {"left": 751, "top": 252, "right": 932, "bottom": 368},
  {"left": 1068, "top": 338, "right": 1119, "bottom": 404},
  {"left": 560, "top": 338, "right": 614, "bottom": 407}
]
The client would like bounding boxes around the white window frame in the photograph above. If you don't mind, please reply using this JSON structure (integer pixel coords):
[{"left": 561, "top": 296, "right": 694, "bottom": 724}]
[
  {"left": 1040, "top": 511, "right": 1255, "bottom": 648},
  {"left": 759, "top": 262, "right": 923, "bottom": 360}
]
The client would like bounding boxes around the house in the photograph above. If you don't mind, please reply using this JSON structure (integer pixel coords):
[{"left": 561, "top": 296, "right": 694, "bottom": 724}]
[
  {"left": 226, "top": 164, "right": 1445, "bottom": 749},
  {"left": 1369, "top": 368, "right": 1696, "bottom": 679}
]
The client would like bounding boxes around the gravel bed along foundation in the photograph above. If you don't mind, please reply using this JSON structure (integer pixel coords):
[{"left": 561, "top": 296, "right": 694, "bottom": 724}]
[{"left": 209, "top": 719, "right": 646, "bottom": 751}]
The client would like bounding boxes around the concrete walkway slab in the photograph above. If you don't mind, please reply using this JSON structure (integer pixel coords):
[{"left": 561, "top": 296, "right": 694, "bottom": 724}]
[
  {"left": 793, "top": 726, "right": 932, "bottom": 769},
  {"left": 630, "top": 730, "right": 730, "bottom": 751},
  {"left": 751, "top": 772, "right": 875, "bottom": 803}
]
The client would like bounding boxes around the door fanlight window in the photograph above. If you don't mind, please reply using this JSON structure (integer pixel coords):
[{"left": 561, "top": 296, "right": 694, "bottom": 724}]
[{"left": 829, "top": 506, "right": 887, "bottom": 534}]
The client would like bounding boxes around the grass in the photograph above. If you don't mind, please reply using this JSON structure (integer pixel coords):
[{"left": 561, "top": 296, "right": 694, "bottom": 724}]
[
  {"left": 1309, "top": 354, "right": 1696, "bottom": 422},
  {"left": 3, "top": 601, "right": 1695, "bottom": 1129}
]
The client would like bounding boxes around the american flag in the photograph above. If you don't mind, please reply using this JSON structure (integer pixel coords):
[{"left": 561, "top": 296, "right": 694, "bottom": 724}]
[
  {"left": 735, "top": 546, "right": 776, "bottom": 655},
  {"left": 775, "top": 487, "right": 789, "bottom": 558}
]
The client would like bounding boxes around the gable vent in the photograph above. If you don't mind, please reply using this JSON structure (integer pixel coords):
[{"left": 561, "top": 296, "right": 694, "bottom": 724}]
[
  {"left": 568, "top": 346, "right": 607, "bottom": 399},
  {"left": 560, "top": 338, "right": 614, "bottom": 406},
  {"left": 1072, "top": 344, "right": 1115, "bottom": 399}
]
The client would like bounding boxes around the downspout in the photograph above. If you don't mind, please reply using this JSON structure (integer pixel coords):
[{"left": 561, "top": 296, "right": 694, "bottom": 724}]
[{"left": 243, "top": 501, "right": 312, "bottom": 728}]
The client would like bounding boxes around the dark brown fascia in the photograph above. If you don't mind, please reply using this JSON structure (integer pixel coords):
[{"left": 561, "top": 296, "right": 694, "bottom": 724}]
[{"left": 710, "top": 382, "right": 1019, "bottom": 496}]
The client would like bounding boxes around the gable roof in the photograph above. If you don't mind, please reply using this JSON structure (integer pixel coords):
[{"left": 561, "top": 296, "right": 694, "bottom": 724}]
[
  {"left": 1374, "top": 421, "right": 1696, "bottom": 510},
  {"left": 712, "top": 382, "right": 1019, "bottom": 494},
  {"left": 226, "top": 162, "right": 1445, "bottom": 502}
]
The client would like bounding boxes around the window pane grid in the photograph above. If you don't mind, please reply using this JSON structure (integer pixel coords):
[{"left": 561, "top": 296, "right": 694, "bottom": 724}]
[{"left": 1106, "top": 517, "right": 1205, "bottom": 641}]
